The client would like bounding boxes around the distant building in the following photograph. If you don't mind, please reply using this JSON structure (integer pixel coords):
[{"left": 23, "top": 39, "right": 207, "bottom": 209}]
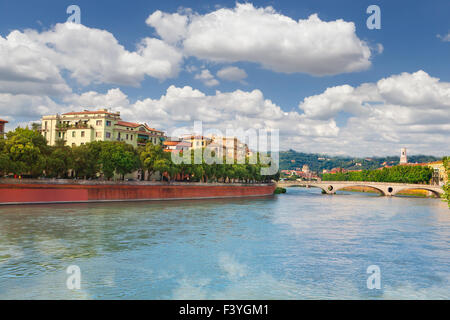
[
  {"left": 0, "top": 118, "right": 7, "bottom": 138},
  {"left": 41, "top": 109, "right": 165, "bottom": 148},
  {"left": 400, "top": 147, "right": 408, "bottom": 164},
  {"left": 302, "top": 164, "right": 310, "bottom": 173},
  {"left": 163, "top": 139, "right": 191, "bottom": 153}
]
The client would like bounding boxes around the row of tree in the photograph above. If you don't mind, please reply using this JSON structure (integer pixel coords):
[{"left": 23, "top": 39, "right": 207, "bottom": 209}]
[
  {"left": 322, "top": 165, "right": 434, "bottom": 184},
  {"left": 0, "top": 127, "right": 279, "bottom": 183}
]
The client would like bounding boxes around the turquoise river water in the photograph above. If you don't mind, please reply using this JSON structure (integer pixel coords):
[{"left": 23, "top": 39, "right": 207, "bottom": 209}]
[{"left": 0, "top": 187, "right": 449, "bottom": 299}]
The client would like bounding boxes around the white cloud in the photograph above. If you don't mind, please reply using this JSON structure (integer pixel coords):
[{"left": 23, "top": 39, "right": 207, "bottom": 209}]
[
  {"left": 194, "top": 69, "right": 219, "bottom": 87},
  {"left": 2, "top": 70, "right": 448, "bottom": 156},
  {"left": 0, "top": 31, "right": 71, "bottom": 95},
  {"left": 0, "top": 23, "right": 183, "bottom": 92},
  {"left": 297, "top": 70, "right": 450, "bottom": 155},
  {"left": 217, "top": 66, "right": 247, "bottom": 82},
  {"left": 437, "top": 32, "right": 450, "bottom": 42},
  {"left": 0, "top": 93, "right": 66, "bottom": 125},
  {"left": 147, "top": 3, "right": 373, "bottom": 75}
]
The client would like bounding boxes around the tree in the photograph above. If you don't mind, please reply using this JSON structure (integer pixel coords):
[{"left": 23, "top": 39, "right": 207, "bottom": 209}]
[
  {"left": 140, "top": 143, "right": 165, "bottom": 180},
  {"left": 72, "top": 143, "right": 101, "bottom": 179},
  {"left": 443, "top": 157, "right": 450, "bottom": 208},
  {"left": 4, "top": 127, "right": 48, "bottom": 177},
  {"left": 45, "top": 146, "right": 73, "bottom": 178}
]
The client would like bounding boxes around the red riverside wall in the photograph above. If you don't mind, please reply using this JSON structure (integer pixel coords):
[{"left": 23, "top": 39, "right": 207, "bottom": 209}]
[{"left": 0, "top": 182, "right": 275, "bottom": 205}]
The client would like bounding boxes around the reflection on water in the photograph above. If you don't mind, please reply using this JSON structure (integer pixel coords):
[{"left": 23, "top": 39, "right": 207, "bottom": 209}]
[{"left": 0, "top": 188, "right": 448, "bottom": 299}]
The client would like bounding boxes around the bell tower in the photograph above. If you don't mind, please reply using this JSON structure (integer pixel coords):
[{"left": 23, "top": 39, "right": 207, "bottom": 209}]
[{"left": 400, "top": 148, "right": 407, "bottom": 164}]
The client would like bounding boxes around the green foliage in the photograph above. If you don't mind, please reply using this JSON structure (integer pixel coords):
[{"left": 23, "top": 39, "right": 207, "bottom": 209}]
[
  {"left": 274, "top": 187, "right": 286, "bottom": 194},
  {"left": 443, "top": 157, "right": 450, "bottom": 207},
  {"left": 72, "top": 142, "right": 101, "bottom": 179},
  {"left": 140, "top": 144, "right": 166, "bottom": 180},
  {"left": 323, "top": 165, "right": 433, "bottom": 184},
  {"left": 45, "top": 146, "right": 73, "bottom": 178},
  {"left": 3, "top": 127, "right": 48, "bottom": 177}
]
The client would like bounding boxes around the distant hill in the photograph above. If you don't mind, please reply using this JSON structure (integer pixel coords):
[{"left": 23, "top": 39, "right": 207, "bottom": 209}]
[{"left": 279, "top": 150, "right": 441, "bottom": 173}]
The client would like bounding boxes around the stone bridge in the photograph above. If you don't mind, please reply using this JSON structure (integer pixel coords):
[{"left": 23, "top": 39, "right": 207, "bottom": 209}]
[{"left": 277, "top": 180, "right": 444, "bottom": 197}]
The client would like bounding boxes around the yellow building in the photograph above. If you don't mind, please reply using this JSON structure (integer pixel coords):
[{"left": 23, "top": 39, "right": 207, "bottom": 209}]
[
  {"left": 427, "top": 161, "right": 448, "bottom": 186},
  {"left": 181, "top": 135, "right": 212, "bottom": 150},
  {"left": 41, "top": 109, "right": 165, "bottom": 148}
]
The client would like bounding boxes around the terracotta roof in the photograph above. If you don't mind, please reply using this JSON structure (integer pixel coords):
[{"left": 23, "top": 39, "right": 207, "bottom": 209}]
[
  {"left": 163, "top": 141, "right": 191, "bottom": 147},
  {"left": 62, "top": 110, "right": 118, "bottom": 116},
  {"left": 0, "top": 118, "right": 8, "bottom": 123},
  {"left": 116, "top": 121, "right": 141, "bottom": 128}
]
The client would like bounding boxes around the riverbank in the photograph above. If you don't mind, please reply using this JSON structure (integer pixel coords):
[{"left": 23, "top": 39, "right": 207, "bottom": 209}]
[{"left": 0, "top": 179, "right": 276, "bottom": 205}]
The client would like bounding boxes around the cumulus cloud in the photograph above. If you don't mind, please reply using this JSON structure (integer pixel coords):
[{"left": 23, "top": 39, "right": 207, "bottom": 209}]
[
  {"left": 194, "top": 69, "right": 219, "bottom": 87},
  {"left": 0, "top": 23, "right": 183, "bottom": 92},
  {"left": 297, "top": 70, "right": 450, "bottom": 155},
  {"left": 2, "top": 70, "right": 448, "bottom": 156},
  {"left": 147, "top": 3, "right": 373, "bottom": 75},
  {"left": 65, "top": 84, "right": 338, "bottom": 142},
  {"left": 217, "top": 66, "right": 248, "bottom": 82}
]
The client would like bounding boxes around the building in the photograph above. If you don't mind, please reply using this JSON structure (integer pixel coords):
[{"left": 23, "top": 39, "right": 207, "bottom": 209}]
[
  {"left": 181, "top": 135, "right": 212, "bottom": 150},
  {"left": 400, "top": 147, "right": 408, "bottom": 164},
  {"left": 208, "top": 135, "right": 250, "bottom": 160},
  {"left": 425, "top": 161, "right": 447, "bottom": 186},
  {"left": 163, "top": 139, "right": 192, "bottom": 153},
  {"left": 302, "top": 164, "right": 310, "bottom": 173},
  {"left": 0, "top": 118, "right": 7, "bottom": 138},
  {"left": 41, "top": 109, "right": 165, "bottom": 148}
]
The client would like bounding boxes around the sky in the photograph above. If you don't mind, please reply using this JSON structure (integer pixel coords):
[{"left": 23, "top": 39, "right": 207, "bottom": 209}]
[{"left": 0, "top": 0, "right": 449, "bottom": 156}]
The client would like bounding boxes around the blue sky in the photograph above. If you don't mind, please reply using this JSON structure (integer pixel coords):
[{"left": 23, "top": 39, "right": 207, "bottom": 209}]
[{"left": 0, "top": 0, "right": 449, "bottom": 156}]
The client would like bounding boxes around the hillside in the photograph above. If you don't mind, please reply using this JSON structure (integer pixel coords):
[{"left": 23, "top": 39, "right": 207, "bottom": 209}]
[{"left": 279, "top": 150, "right": 441, "bottom": 173}]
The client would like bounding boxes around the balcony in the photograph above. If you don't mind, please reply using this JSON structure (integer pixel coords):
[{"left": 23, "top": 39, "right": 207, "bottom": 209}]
[{"left": 56, "top": 123, "right": 92, "bottom": 130}]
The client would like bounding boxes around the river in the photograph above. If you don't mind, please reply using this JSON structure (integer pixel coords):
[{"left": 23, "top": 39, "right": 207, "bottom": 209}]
[{"left": 0, "top": 187, "right": 448, "bottom": 299}]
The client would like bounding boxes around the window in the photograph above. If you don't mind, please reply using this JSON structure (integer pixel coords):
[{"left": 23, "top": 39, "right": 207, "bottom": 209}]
[
  {"left": 96, "top": 132, "right": 101, "bottom": 138},
  {"left": 106, "top": 121, "right": 111, "bottom": 126},
  {"left": 106, "top": 132, "right": 111, "bottom": 138},
  {"left": 44, "top": 121, "right": 48, "bottom": 129},
  {"left": 72, "top": 131, "right": 76, "bottom": 137},
  {"left": 81, "top": 131, "right": 85, "bottom": 137},
  {"left": 96, "top": 120, "right": 102, "bottom": 126},
  {"left": 126, "top": 134, "right": 129, "bottom": 140},
  {"left": 58, "top": 132, "right": 61, "bottom": 138},
  {"left": 131, "top": 135, "right": 133, "bottom": 141},
  {"left": 72, "top": 143, "right": 75, "bottom": 147}
]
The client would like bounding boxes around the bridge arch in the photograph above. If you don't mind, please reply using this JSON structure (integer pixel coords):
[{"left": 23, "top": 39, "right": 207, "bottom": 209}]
[
  {"left": 334, "top": 185, "right": 386, "bottom": 196},
  {"left": 283, "top": 184, "right": 328, "bottom": 194},
  {"left": 393, "top": 187, "right": 442, "bottom": 198}
]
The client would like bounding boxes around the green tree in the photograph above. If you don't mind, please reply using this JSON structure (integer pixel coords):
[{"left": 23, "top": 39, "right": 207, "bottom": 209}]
[
  {"left": 45, "top": 147, "right": 73, "bottom": 178},
  {"left": 4, "top": 127, "right": 48, "bottom": 177},
  {"left": 442, "top": 157, "right": 450, "bottom": 208},
  {"left": 140, "top": 143, "right": 165, "bottom": 180},
  {"left": 72, "top": 142, "right": 102, "bottom": 179}
]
